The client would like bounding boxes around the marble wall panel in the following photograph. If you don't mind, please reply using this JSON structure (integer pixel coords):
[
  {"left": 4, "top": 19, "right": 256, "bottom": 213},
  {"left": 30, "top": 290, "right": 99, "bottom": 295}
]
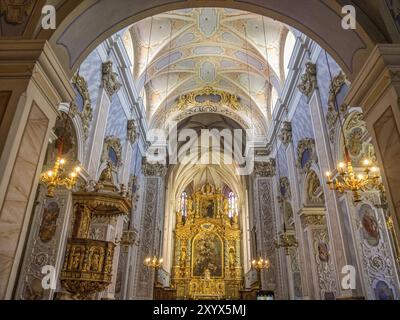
[{"left": 0, "top": 103, "right": 49, "bottom": 298}]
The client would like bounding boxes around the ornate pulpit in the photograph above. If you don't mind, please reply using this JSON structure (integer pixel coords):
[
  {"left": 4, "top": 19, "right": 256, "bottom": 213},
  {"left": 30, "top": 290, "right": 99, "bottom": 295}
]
[{"left": 60, "top": 168, "right": 131, "bottom": 299}]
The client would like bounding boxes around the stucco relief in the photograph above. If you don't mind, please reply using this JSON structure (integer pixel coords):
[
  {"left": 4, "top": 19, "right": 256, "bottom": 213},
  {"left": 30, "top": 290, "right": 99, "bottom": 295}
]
[
  {"left": 134, "top": 178, "right": 159, "bottom": 298},
  {"left": 305, "top": 171, "right": 325, "bottom": 206},
  {"left": 102, "top": 61, "right": 122, "bottom": 97},
  {"left": 257, "top": 178, "right": 281, "bottom": 296},
  {"left": 15, "top": 189, "right": 71, "bottom": 300},
  {"left": 312, "top": 228, "right": 337, "bottom": 299},
  {"left": 355, "top": 204, "right": 399, "bottom": 299},
  {"left": 298, "top": 63, "right": 317, "bottom": 97},
  {"left": 71, "top": 73, "right": 93, "bottom": 140}
]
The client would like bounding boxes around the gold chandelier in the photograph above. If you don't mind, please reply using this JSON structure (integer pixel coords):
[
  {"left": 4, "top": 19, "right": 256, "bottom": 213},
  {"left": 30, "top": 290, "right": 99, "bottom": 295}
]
[
  {"left": 144, "top": 256, "right": 163, "bottom": 270},
  {"left": 326, "top": 152, "right": 381, "bottom": 202},
  {"left": 41, "top": 157, "right": 81, "bottom": 198},
  {"left": 251, "top": 257, "right": 271, "bottom": 271},
  {"left": 40, "top": 109, "right": 81, "bottom": 197},
  {"left": 323, "top": 50, "right": 382, "bottom": 202}
]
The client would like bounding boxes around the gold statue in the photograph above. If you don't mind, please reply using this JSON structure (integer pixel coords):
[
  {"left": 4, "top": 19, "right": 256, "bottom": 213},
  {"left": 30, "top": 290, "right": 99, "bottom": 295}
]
[
  {"left": 229, "top": 247, "right": 236, "bottom": 269},
  {"left": 90, "top": 250, "right": 100, "bottom": 272},
  {"left": 179, "top": 247, "right": 187, "bottom": 268},
  {"left": 99, "top": 161, "right": 113, "bottom": 184},
  {"left": 71, "top": 248, "right": 81, "bottom": 270},
  {"left": 104, "top": 247, "right": 113, "bottom": 274}
]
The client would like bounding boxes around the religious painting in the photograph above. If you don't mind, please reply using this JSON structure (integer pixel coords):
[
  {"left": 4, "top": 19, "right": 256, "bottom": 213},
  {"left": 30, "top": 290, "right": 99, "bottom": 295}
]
[
  {"left": 374, "top": 280, "right": 394, "bottom": 300},
  {"left": 201, "top": 199, "right": 215, "bottom": 218},
  {"left": 39, "top": 201, "right": 60, "bottom": 243},
  {"left": 317, "top": 242, "right": 330, "bottom": 263},
  {"left": 359, "top": 204, "right": 380, "bottom": 247},
  {"left": 347, "top": 127, "right": 363, "bottom": 158},
  {"left": 300, "top": 149, "right": 311, "bottom": 169},
  {"left": 192, "top": 232, "right": 223, "bottom": 277},
  {"left": 108, "top": 147, "right": 119, "bottom": 166},
  {"left": 47, "top": 115, "right": 77, "bottom": 163}
]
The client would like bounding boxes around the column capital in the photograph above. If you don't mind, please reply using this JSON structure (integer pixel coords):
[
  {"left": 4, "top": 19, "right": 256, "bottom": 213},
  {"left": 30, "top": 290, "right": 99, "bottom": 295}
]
[
  {"left": 299, "top": 208, "right": 326, "bottom": 228},
  {"left": 127, "top": 119, "right": 138, "bottom": 145},
  {"left": 298, "top": 62, "right": 317, "bottom": 98},
  {"left": 142, "top": 158, "right": 167, "bottom": 177},
  {"left": 102, "top": 61, "right": 121, "bottom": 97},
  {"left": 254, "top": 158, "right": 276, "bottom": 177},
  {"left": 344, "top": 44, "right": 400, "bottom": 118},
  {"left": 279, "top": 121, "right": 293, "bottom": 147}
]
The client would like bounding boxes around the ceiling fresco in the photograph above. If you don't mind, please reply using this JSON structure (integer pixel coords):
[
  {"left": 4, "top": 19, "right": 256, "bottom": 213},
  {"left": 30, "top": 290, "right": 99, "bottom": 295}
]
[{"left": 123, "top": 8, "right": 296, "bottom": 132}]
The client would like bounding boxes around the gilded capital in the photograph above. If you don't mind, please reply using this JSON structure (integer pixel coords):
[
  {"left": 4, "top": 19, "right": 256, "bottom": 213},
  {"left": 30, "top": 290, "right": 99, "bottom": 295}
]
[
  {"left": 102, "top": 61, "right": 122, "bottom": 97},
  {"left": 254, "top": 159, "right": 276, "bottom": 177},
  {"left": 127, "top": 120, "right": 138, "bottom": 145},
  {"left": 301, "top": 213, "right": 326, "bottom": 228},
  {"left": 142, "top": 158, "right": 167, "bottom": 177},
  {"left": 279, "top": 121, "right": 292, "bottom": 146},
  {"left": 298, "top": 62, "right": 317, "bottom": 97}
]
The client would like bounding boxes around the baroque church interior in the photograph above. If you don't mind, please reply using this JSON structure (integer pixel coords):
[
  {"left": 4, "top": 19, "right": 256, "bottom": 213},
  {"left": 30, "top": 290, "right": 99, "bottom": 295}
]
[{"left": 1, "top": 0, "right": 400, "bottom": 301}]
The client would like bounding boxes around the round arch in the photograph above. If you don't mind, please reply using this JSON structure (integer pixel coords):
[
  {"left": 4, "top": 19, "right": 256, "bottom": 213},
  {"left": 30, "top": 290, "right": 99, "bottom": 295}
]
[
  {"left": 162, "top": 153, "right": 251, "bottom": 279},
  {"left": 49, "top": 0, "right": 384, "bottom": 80}
]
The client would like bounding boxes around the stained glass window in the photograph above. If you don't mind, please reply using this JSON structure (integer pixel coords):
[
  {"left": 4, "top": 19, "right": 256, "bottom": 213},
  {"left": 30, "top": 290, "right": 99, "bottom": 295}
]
[
  {"left": 228, "top": 192, "right": 237, "bottom": 218},
  {"left": 180, "top": 192, "right": 188, "bottom": 217}
]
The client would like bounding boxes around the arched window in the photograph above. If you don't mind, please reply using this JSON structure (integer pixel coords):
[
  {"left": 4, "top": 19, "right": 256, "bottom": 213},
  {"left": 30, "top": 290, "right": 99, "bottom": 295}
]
[
  {"left": 228, "top": 192, "right": 237, "bottom": 218},
  {"left": 180, "top": 191, "right": 188, "bottom": 217},
  {"left": 283, "top": 30, "right": 296, "bottom": 77}
]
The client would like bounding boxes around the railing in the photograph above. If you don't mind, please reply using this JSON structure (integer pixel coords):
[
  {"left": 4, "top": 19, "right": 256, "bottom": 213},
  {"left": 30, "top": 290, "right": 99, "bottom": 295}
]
[{"left": 60, "top": 238, "right": 115, "bottom": 299}]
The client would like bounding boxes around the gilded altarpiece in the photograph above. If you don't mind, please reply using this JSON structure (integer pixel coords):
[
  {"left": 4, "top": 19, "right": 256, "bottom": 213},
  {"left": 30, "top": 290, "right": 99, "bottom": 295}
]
[{"left": 172, "top": 184, "right": 243, "bottom": 300}]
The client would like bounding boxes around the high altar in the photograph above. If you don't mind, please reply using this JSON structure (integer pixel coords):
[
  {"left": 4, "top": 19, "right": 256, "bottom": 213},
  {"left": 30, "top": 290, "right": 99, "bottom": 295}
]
[{"left": 171, "top": 183, "right": 243, "bottom": 300}]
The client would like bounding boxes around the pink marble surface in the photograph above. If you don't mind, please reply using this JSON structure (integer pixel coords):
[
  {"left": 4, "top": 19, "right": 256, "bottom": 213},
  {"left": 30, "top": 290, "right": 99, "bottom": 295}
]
[{"left": 0, "top": 103, "right": 49, "bottom": 298}]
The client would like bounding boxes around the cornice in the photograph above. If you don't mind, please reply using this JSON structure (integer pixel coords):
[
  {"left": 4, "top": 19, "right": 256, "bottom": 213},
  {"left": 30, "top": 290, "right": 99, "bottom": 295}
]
[{"left": 344, "top": 44, "right": 400, "bottom": 119}]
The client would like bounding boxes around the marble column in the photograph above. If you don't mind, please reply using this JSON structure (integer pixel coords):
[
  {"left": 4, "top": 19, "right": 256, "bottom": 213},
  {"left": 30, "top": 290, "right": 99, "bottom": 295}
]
[
  {"left": 131, "top": 161, "right": 166, "bottom": 300},
  {"left": 272, "top": 173, "right": 290, "bottom": 299},
  {"left": 86, "top": 61, "right": 122, "bottom": 178},
  {"left": 308, "top": 89, "right": 351, "bottom": 297},
  {"left": 284, "top": 132, "right": 311, "bottom": 298},
  {"left": 85, "top": 89, "right": 111, "bottom": 178},
  {"left": 0, "top": 40, "right": 75, "bottom": 299},
  {"left": 299, "top": 208, "right": 336, "bottom": 300},
  {"left": 252, "top": 160, "right": 283, "bottom": 298},
  {"left": 14, "top": 188, "right": 73, "bottom": 300},
  {"left": 344, "top": 44, "right": 400, "bottom": 246}
]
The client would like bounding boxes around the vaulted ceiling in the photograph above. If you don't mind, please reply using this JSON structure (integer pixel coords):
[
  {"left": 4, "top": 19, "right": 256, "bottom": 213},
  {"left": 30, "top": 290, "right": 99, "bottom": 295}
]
[{"left": 123, "top": 8, "right": 295, "bottom": 129}]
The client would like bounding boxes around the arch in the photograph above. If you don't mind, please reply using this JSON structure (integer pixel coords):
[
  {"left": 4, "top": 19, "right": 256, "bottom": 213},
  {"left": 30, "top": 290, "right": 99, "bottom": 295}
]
[
  {"left": 151, "top": 107, "right": 268, "bottom": 138},
  {"left": 49, "top": 0, "right": 383, "bottom": 80},
  {"left": 55, "top": 103, "right": 85, "bottom": 166},
  {"left": 162, "top": 154, "right": 250, "bottom": 277}
]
